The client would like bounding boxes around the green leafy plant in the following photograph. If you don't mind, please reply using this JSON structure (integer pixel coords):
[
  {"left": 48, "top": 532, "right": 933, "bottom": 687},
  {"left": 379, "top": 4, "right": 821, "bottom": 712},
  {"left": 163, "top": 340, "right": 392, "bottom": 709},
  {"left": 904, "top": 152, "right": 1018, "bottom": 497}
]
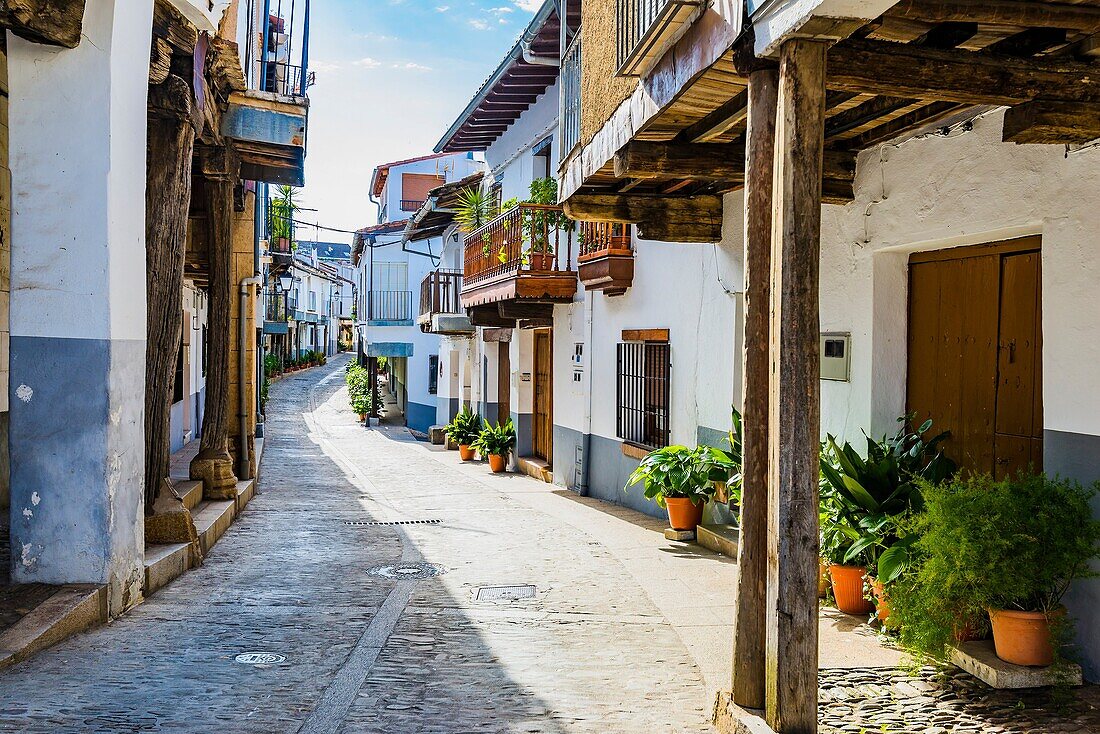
[
  {"left": 818, "top": 416, "right": 955, "bottom": 578},
  {"left": 443, "top": 407, "right": 483, "bottom": 446},
  {"left": 888, "top": 473, "right": 1100, "bottom": 660},
  {"left": 345, "top": 362, "right": 373, "bottom": 415},
  {"left": 699, "top": 406, "right": 745, "bottom": 507},
  {"left": 351, "top": 394, "right": 371, "bottom": 416},
  {"left": 472, "top": 419, "right": 516, "bottom": 457},
  {"left": 263, "top": 353, "right": 282, "bottom": 378},
  {"left": 269, "top": 185, "right": 300, "bottom": 247},
  {"left": 376, "top": 356, "right": 388, "bottom": 373},
  {"left": 626, "top": 445, "right": 717, "bottom": 509},
  {"left": 455, "top": 188, "right": 495, "bottom": 233}
]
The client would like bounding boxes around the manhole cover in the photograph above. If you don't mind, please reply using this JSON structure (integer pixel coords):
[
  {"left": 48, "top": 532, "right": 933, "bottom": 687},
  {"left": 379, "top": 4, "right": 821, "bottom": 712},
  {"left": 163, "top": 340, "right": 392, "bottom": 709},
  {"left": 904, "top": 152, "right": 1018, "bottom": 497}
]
[
  {"left": 343, "top": 519, "right": 442, "bottom": 526},
  {"left": 367, "top": 562, "right": 445, "bottom": 580},
  {"left": 475, "top": 585, "right": 537, "bottom": 601},
  {"left": 235, "top": 652, "right": 286, "bottom": 665}
]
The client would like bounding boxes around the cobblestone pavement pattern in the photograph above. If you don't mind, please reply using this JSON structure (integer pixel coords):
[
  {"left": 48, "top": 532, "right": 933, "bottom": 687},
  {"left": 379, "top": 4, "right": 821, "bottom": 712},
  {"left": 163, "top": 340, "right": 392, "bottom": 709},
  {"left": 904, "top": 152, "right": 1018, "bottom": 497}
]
[{"left": 0, "top": 356, "right": 713, "bottom": 733}]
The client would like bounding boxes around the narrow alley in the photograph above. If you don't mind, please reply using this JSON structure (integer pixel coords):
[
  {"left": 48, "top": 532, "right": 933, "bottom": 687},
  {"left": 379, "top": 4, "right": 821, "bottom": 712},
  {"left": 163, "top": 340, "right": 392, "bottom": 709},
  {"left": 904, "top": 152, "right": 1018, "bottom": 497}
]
[{"left": 0, "top": 356, "right": 726, "bottom": 733}]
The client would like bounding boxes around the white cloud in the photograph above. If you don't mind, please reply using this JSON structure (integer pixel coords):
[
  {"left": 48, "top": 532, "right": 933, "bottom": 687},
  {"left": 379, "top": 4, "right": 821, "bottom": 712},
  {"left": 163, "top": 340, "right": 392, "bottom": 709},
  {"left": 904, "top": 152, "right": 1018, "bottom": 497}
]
[
  {"left": 514, "top": 0, "right": 541, "bottom": 10},
  {"left": 435, "top": 5, "right": 450, "bottom": 11},
  {"left": 468, "top": 18, "right": 491, "bottom": 30},
  {"left": 354, "top": 57, "right": 383, "bottom": 68},
  {"left": 392, "top": 62, "right": 433, "bottom": 72},
  {"left": 311, "top": 60, "right": 341, "bottom": 74}
]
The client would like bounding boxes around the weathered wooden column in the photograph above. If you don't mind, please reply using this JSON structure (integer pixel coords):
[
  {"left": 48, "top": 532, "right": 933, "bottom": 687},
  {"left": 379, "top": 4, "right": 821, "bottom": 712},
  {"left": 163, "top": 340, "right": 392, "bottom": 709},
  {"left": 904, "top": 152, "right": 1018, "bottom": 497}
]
[
  {"left": 144, "top": 74, "right": 202, "bottom": 542},
  {"left": 765, "top": 39, "right": 826, "bottom": 734},
  {"left": 731, "top": 65, "right": 778, "bottom": 711},
  {"left": 190, "top": 148, "right": 241, "bottom": 499}
]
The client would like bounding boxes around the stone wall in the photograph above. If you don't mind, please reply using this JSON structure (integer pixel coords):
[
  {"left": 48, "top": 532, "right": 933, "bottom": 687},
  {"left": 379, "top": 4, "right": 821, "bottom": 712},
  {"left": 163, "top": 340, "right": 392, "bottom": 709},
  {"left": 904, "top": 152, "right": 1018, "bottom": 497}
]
[
  {"left": 580, "top": 0, "right": 634, "bottom": 147},
  {"left": 227, "top": 189, "right": 257, "bottom": 480}
]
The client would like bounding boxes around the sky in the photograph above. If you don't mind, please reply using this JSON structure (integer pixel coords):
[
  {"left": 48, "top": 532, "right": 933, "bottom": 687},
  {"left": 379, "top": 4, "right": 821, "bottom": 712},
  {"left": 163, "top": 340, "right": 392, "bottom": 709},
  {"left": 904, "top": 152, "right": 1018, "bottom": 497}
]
[{"left": 297, "top": 0, "right": 542, "bottom": 245}]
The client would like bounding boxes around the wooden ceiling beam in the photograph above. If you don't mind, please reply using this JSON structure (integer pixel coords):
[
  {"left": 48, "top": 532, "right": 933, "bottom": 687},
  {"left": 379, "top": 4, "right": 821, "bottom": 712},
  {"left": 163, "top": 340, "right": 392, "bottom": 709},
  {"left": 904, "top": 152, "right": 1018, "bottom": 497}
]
[
  {"left": 827, "top": 38, "right": 1100, "bottom": 105},
  {"left": 1002, "top": 99, "right": 1100, "bottom": 143},
  {"left": 679, "top": 90, "right": 749, "bottom": 143},
  {"left": 848, "top": 101, "right": 967, "bottom": 148},
  {"left": 983, "top": 26, "right": 1067, "bottom": 56},
  {"left": 884, "top": 0, "right": 1100, "bottom": 33},
  {"left": 2, "top": 0, "right": 86, "bottom": 48},
  {"left": 613, "top": 140, "right": 856, "bottom": 183}
]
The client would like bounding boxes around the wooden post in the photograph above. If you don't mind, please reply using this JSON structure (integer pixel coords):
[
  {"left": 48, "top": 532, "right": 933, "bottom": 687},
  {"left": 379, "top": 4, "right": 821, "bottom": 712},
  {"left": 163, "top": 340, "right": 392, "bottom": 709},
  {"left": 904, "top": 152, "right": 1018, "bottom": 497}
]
[
  {"left": 190, "top": 150, "right": 240, "bottom": 499},
  {"left": 145, "top": 75, "right": 198, "bottom": 535},
  {"left": 731, "top": 66, "right": 778, "bottom": 711},
  {"left": 766, "top": 39, "right": 825, "bottom": 734}
]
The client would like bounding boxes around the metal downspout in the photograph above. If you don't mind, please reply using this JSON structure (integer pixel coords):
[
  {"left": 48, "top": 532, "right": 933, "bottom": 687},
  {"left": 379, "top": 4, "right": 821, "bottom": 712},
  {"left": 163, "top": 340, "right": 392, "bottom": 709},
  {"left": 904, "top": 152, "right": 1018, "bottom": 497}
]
[{"left": 239, "top": 276, "right": 262, "bottom": 477}]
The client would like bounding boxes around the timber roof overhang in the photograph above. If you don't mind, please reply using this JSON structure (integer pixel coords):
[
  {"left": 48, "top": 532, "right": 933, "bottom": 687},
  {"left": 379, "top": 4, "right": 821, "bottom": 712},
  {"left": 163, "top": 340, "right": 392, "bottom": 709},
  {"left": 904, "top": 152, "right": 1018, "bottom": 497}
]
[
  {"left": 435, "top": 0, "right": 579, "bottom": 153},
  {"left": 562, "top": 0, "right": 1100, "bottom": 239},
  {"left": 403, "top": 172, "right": 487, "bottom": 243},
  {"left": 370, "top": 152, "right": 456, "bottom": 198}
]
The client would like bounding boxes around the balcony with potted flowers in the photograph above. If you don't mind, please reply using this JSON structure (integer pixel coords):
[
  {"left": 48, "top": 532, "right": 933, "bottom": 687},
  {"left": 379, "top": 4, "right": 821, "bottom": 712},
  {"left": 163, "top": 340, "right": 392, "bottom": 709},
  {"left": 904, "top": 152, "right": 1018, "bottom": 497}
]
[{"left": 578, "top": 221, "right": 634, "bottom": 296}]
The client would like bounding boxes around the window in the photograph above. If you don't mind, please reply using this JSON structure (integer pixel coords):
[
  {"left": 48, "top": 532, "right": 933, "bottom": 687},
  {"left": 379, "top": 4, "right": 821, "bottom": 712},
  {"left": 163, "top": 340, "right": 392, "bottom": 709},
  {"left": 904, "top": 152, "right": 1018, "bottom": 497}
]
[
  {"left": 401, "top": 173, "right": 445, "bottom": 211},
  {"left": 616, "top": 339, "right": 671, "bottom": 449},
  {"left": 489, "top": 175, "right": 503, "bottom": 214},
  {"left": 172, "top": 338, "right": 185, "bottom": 404},
  {"left": 428, "top": 355, "right": 439, "bottom": 395},
  {"left": 532, "top": 137, "right": 553, "bottom": 181},
  {"left": 309, "top": 291, "right": 317, "bottom": 312}
]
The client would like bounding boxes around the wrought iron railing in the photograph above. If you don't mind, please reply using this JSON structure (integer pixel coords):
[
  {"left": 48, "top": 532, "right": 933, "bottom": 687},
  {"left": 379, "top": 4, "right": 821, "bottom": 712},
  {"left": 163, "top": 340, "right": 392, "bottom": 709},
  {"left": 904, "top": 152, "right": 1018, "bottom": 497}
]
[
  {"left": 561, "top": 33, "right": 582, "bottom": 155},
  {"left": 367, "top": 290, "right": 414, "bottom": 321},
  {"left": 264, "top": 289, "right": 289, "bottom": 322},
  {"left": 462, "top": 204, "right": 575, "bottom": 287},
  {"left": 244, "top": 0, "right": 312, "bottom": 97},
  {"left": 579, "top": 222, "right": 632, "bottom": 260},
  {"left": 420, "top": 270, "right": 464, "bottom": 318},
  {"left": 616, "top": 0, "right": 700, "bottom": 76},
  {"left": 400, "top": 199, "right": 426, "bottom": 212}
]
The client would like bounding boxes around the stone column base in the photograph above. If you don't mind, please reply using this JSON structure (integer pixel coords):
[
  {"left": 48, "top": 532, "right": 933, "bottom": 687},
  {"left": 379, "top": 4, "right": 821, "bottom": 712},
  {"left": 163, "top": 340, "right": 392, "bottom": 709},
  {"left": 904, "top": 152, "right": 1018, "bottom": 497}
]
[{"left": 190, "top": 452, "right": 238, "bottom": 500}]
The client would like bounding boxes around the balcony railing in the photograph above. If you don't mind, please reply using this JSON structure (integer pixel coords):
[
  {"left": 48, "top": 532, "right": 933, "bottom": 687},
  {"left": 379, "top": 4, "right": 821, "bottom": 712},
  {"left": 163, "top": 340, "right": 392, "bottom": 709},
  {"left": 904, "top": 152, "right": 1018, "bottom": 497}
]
[
  {"left": 617, "top": 0, "right": 701, "bottom": 76},
  {"left": 463, "top": 204, "right": 575, "bottom": 288},
  {"left": 579, "top": 222, "right": 632, "bottom": 259},
  {"left": 264, "top": 290, "right": 289, "bottom": 322},
  {"left": 400, "top": 199, "right": 426, "bottom": 212},
  {"left": 561, "top": 33, "right": 582, "bottom": 155},
  {"left": 420, "top": 269, "right": 464, "bottom": 318},
  {"left": 367, "top": 290, "right": 414, "bottom": 322}
]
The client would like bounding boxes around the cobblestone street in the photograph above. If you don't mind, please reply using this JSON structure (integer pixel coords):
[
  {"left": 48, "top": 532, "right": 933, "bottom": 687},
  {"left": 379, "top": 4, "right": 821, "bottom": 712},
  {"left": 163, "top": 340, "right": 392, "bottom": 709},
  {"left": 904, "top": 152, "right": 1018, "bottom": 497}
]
[{"left": 0, "top": 356, "right": 722, "bottom": 733}]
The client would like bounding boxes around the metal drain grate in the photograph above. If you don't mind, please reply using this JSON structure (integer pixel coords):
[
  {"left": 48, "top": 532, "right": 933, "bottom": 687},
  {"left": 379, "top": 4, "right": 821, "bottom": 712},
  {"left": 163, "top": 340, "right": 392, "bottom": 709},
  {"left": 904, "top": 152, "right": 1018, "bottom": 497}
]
[
  {"left": 235, "top": 652, "right": 287, "bottom": 665},
  {"left": 366, "top": 562, "right": 445, "bottom": 579},
  {"left": 475, "top": 585, "right": 537, "bottom": 601},
  {"left": 343, "top": 519, "right": 442, "bottom": 526}
]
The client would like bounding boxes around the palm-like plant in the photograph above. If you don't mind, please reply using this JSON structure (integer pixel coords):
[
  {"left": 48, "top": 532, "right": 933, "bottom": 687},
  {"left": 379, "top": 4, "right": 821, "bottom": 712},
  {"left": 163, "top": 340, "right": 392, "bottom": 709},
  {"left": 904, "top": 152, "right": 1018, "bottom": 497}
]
[
  {"left": 270, "top": 185, "right": 301, "bottom": 248},
  {"left": 455, "top": 188, "right": 495, "bottom": 233}
]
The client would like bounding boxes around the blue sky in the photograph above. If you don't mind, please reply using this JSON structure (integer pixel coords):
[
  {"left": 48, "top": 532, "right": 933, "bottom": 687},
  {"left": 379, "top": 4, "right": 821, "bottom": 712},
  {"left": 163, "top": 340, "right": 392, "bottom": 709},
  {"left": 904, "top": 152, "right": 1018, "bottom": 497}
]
[{"left": 298, "top": 0, "right": 540, "bottom": 242}]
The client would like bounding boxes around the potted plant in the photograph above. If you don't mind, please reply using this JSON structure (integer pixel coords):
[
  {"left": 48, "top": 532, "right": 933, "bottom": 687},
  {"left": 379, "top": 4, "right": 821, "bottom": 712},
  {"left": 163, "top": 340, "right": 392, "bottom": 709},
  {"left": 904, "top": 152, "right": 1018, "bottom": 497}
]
[
  {"left": 889, "top": 473, "right": 1100, "bottom": 666},
  {"left": 352, "top": 395, "right": 370, "bottom": 422},
  {"left": 455, "top": 188, "right": 495, "bottom": 233},
  {"left": 444, "top": 408, "right": 482, "bottom": 461},
  {"left": 626, "top": 445, "right": 716, "bottom": 532},
  {"left": 472, "top": 419, "right": 516, "bottom": 473},
  {"left": 819, "top": 416, "right": 954, "bottom": 618},
  {"left": 700, "top": 407, "right": 744, "bottom": 507}
]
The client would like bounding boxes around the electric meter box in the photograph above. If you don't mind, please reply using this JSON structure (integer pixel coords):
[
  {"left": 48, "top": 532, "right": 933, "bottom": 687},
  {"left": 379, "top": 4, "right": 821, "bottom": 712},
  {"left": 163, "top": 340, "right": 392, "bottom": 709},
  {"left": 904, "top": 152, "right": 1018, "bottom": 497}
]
[{"left": 820, "top": 332, "right": 851, "bottom": 382}]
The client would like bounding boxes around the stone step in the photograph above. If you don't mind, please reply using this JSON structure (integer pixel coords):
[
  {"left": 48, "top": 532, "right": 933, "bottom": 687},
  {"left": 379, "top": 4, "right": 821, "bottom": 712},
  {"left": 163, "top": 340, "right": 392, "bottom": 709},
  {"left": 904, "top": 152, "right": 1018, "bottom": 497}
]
[
  {"left": 174, "top": 480, "right": 204, "bottom": 511},
  {"left": 0, "top": 585, "right": 107, "bottom": 671},
  {"left": 193, "top": 499, "right": 237, "bottom": 556},
  {"left": 236, "top": 478, "right": 256, "bottom": 513},
  {"left": 143, "top": 542, "right": 192, "bottom": 596},
  {"left": 517, "top": 456, "right": 553, "bottom": 483},
  {"left": 696, "top": 524, "right": 739, "bottom": 559}
]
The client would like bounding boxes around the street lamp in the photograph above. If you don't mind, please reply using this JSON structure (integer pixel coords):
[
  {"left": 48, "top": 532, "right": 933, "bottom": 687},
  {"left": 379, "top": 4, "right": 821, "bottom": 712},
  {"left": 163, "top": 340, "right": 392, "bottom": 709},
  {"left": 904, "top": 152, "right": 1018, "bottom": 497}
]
[{"left": 278, "top": 273, "right": 294, "bottom": 292}]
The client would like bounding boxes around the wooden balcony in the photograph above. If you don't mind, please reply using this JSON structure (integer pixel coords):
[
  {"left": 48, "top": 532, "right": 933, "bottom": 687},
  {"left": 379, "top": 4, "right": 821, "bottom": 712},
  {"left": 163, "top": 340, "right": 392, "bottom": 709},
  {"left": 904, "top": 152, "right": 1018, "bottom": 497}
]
[
  {"left": 418, "top": 269, "right": 474, "bottom": 335},
  {"left": 578, "top": 222, "right": 634, "bottom": 296},
  {"left": 461, "top": 204, "right": 578, "bottom": 327}
]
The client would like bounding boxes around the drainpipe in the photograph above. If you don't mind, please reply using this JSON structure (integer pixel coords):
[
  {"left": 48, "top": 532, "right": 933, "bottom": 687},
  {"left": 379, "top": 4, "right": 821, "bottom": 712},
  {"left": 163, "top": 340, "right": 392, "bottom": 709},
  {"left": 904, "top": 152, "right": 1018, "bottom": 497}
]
[
  {"left": 577, "top": 293, "right": 594, "bottom": 496},
  {"left": 239, "top": 276, "right": 262, "bottom": 478},
  {"left": 521, "top": 1, "right": 561, "bottom": 66}
]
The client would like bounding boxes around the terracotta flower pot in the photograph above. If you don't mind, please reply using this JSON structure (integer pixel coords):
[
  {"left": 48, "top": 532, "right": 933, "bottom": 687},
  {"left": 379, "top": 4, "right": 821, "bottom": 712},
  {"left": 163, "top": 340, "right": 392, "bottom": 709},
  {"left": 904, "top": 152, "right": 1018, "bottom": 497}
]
[
  {"left": 989, "top": 608, "right": 1059, "bottom": 667},
  {"left": 458, "top": 444, "right": 475, "bottom": 462},
  {"left": 528, "top": 252, "right": 552, "bottom": 271},
  {"left": 829, "top": 564, "right": 875, "bottom": 615},
  {"left": 358, "top": 413, "right": 366, "bottom": 422},
  {"left": 665, "top": 497, "right": 704, "bottom": 531},
  {"left": 871, "top": 579, "right": 891, "bottom": 623},
  {"left": 488, "top": 454, "right": 507, "bottom": 473}
]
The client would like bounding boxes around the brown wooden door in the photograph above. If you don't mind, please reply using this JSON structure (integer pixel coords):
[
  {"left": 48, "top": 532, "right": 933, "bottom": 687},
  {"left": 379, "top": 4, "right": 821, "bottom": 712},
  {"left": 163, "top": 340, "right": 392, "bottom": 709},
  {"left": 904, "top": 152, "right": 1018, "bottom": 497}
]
[
  {"left": 907, "top": 238, "right": 1042, "bottom": 479},
  {"left": 533, "top": 330, "right": 553, "bottom": 463},
  {"left": 497, "top": 342, "right": 511, "bottom": 425}
]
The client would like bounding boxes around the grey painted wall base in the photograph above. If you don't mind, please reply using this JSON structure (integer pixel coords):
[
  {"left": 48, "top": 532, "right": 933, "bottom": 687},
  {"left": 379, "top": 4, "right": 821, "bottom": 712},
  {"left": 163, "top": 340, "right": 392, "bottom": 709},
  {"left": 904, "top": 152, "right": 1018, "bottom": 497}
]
[
  {"left": 1048, "top": 429, "right": 1100, "bottom": 682},
  {"left": 554, "top": 423, "right": 740, "bottom": 524},
  {"left": 511, "top": 411, "right": 533, "bottom": 460},
  {"left": 9, "top": 336, "right": 145, "bottom": 613}
]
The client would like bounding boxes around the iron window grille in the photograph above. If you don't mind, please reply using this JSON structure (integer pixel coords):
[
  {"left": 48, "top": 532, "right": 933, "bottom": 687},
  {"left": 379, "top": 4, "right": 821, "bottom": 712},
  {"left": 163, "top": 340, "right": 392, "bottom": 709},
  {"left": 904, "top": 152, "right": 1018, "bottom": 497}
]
[
  {"left": 616, "top": 340, "right": 671, "bottom": 449},
  {"left": 428, "top": 355, "right": 439, "bottom": 395}
]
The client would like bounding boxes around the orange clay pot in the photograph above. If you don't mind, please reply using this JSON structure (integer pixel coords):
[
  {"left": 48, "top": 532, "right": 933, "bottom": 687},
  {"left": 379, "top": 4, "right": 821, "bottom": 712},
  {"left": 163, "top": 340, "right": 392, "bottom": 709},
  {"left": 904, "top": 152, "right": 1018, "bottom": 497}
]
[
  {"left": 871, "top": 579, "right": 891, "bottom": 623},
  {"left": 829, "top": 564, "right": 875, "bottom": 615},
  {"left": 488, "top": 454, "right": 507, "bottom": 473},
  {"left": 665, "top": 497, "right": 704, "bottom": 531},
  {"left": 458, "top": 445, "right": 475, "bottom": 462},
  {"left": 989, "top": 608, "right": 1060, "bottom": 667}
]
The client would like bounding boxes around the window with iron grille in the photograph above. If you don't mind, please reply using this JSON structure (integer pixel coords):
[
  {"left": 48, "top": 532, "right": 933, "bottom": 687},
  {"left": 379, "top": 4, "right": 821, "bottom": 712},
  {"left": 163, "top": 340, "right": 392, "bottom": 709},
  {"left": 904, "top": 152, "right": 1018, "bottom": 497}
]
[
  {"left": 428, "top": 355, "right": 439, "bottom": 395},
  {"left": 616, "top": 340, "right": 671, "bottom": 449}
]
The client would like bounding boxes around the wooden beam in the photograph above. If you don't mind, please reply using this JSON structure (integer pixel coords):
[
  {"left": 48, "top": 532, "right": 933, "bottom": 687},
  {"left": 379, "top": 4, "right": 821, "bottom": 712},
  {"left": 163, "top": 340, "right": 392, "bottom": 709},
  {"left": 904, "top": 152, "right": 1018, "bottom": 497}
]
[
  {"left": 614, "top": 142, "right": 746, "bottom": 181},
  {"left": 622, "top": 328, "right": 669, "bottom": 342},
  {"left": 766, "top": 38, "right": 824, "bottom": 734},
  {"left": 564, "top": 193, "right": 724, "bottom": 243},
  {"left": 679, "top": 90, "right": 749, "bottom": 143},
  {"left": 1, "top": 0, "right": 85, "bottom": 48},
  {"left": 498, "top": 301, "right": 554, "bottom": 320},
  {"left": 827, "top": 38, "right": 1100, "bottom": 106},
  {"left": 849, "top": 101, "right": 966, "bottom": 149},
  {"left": 885, "top": 0, "right": 1100, "bottom": 33},
  {"left": 467, "top": 304, "right": 514, "bottom": 328},
  {"left": 1002, "top": 99, "right": 1100, "bottom": 144},
  {"left": 732, "top": 67, "right": 777, "bottom": 713},
  {"left": 614, "top": 140, "right": 856, "bottom": 183}
]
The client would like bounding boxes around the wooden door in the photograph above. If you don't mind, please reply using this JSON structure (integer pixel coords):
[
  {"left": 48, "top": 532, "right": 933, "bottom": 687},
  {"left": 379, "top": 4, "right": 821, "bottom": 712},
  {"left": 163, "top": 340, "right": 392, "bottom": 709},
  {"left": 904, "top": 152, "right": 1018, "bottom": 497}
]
[
  {"left": 497, "top": 343, "right": 511, "bottom": 425},
  {"left": 533, "top": 330, "right": 553, "bottom": 463},
  {"left": 907, "top": 238, "right": 1042, "bottom": 479}
]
